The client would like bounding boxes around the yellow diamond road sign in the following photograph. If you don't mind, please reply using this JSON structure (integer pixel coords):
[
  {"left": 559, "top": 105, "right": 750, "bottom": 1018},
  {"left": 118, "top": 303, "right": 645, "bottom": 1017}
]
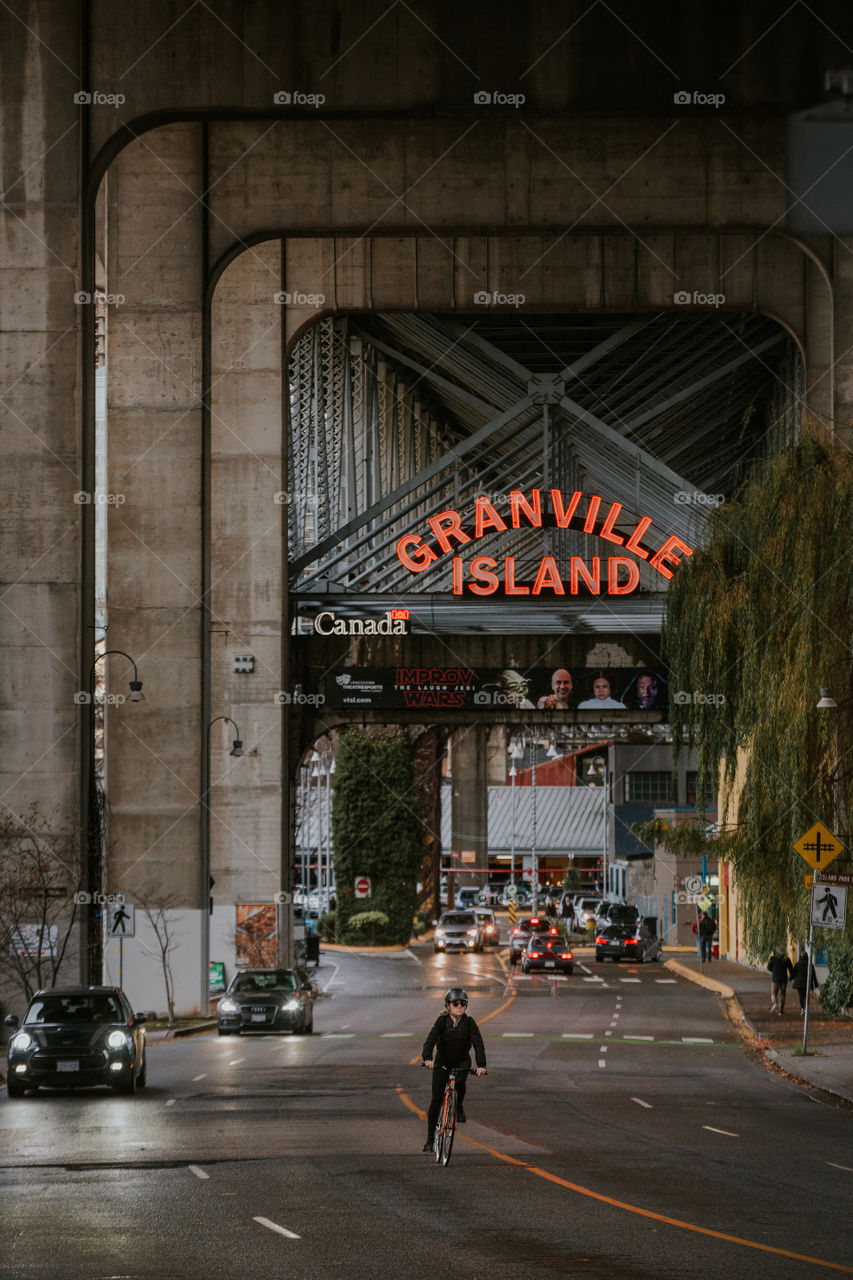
[{"left": 793, "top": 822, "right": 845, "bottom": 871}]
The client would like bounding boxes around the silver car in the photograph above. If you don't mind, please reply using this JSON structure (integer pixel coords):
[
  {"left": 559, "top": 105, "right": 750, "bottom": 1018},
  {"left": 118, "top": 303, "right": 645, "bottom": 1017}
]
[{"left": 433, "top": 911, "right": 484, "bottom": 953}]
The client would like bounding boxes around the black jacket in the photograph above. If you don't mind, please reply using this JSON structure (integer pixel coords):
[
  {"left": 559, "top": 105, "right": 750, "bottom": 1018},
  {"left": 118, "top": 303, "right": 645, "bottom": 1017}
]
[
  {"left": 791, "top": 955, "right": 818, "bottom": 991},
  {"left": 767, "top": 954, "right": 794, "bottom": 983},
  {"left": 422, "top": 1011, "right": 487, "bottom": 1069}
]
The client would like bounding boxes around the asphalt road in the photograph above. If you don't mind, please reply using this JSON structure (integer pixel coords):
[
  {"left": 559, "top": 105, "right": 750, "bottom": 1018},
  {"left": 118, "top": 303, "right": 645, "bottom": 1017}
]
[{"left": 2, "top": 943, "right": 853, "bottom": 1279}]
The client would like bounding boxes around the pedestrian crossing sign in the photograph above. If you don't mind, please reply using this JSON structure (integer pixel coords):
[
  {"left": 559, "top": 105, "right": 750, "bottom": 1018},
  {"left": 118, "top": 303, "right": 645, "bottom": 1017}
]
[{"left": 793, "top": 822, "right": 844, "bottom": 871}]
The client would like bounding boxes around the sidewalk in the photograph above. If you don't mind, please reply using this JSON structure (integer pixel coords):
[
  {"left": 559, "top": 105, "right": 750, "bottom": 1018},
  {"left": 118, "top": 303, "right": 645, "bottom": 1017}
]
[{"left": 667, "top": 950, "right": 853, "bottom": 1105}]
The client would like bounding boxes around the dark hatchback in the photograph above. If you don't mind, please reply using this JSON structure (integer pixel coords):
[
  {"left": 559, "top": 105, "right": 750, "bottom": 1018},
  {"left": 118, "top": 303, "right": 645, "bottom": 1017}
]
[
  {"left": 509, "top": 916, "right": 557, "bottom": 963},
  {"left": 4, "top": 986, "right": 147, "bottom": 1097},
  {"left": 521, "top": 934, "right": 574, "bottom": 974},
  {"left": 217, "top": 968, "right": 314, "bottom": 1035},
  {"left": 595, "top": 919, "right": 663, "bottom": 963}
]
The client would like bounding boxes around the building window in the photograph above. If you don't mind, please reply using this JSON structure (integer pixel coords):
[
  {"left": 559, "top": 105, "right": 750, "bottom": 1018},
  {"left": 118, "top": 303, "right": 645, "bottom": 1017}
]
[
  {"left": 686, "top": 771, "right": 699, "bottom": 804},
  {"left": 625, "top": 771, "right": 673, "bottom": 804}
]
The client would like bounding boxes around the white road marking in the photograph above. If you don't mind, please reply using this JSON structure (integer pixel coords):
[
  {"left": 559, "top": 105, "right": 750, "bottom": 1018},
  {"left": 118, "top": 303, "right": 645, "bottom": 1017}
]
[
  {"left": 631, "top": 1097, "right": 652, "bottom": 1108},
  {"left": 605, "top": 1030, "right": 613, "bottom": 1036},
  {"left": 325, "top": 962, "right": 342, "bottom": 988},
  {"left": 503, "top": 1032, "right": 534, "bottom": 1037},
  {"left": 598, "top": 1059, "right": 607, "bottom": 1069},
  {"left": 599, "top": 1045, "right": 608, "bottom": 1053},
  {"left": 625, "top": 1035, "right": 654, "bottom": 1041},
  {"left": 655, "top": 979, "right": 677, "bottom": 984},
  {"left": 620, "top": 978, "right": 641, "bottom": 983},
  {"left": 192, "top": 1074, "right": 206, "bottom": 1081},
  {"left": 229, "top": 1058, "right": 246, "bottom": 1065},
  {"left": 682, "top": 1037, "right": 713, "bottom": 1044},
  {"left": 702, "top": 1126, "right": 738, "bottom": 1137},
  {"left": 253, "top": 1217, "right": 301, "bottom": 1239},
  {"left": 323, "top": 1033, "right": 355, "bottom": 1039},
  {"left": 381, "top": 1032, "right": 412, "bottom": 1037},
  {"left": 827, "top": 1162, "right": 853, "bottom": 1172},
  {"left": 562, "top": 1033, "right": 593, "bottom": 1039},
  {"left": 611, "top": 1012, "right": 620, "bottom": 1019},
  {"left": 583, "top": 977, "right": 605, "bottom": 983},
  {"left": 165, "top": 1099, "right": 176, "bottom": 1107},
  {"left": 188, "top": 1165, "right": 209, "bottom": 1179}
]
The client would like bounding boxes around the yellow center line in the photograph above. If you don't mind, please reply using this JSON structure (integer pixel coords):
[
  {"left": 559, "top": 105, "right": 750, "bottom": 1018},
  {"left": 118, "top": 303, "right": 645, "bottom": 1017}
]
[{"left": 394, "top": 1089, "right": 853, "bottom": 1273}]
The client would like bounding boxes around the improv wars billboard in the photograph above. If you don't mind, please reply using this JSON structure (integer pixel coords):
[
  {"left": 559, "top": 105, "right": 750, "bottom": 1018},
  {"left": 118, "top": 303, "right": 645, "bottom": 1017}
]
[{"left": 326, "top": 665, "right": 668, "bottom": 711}]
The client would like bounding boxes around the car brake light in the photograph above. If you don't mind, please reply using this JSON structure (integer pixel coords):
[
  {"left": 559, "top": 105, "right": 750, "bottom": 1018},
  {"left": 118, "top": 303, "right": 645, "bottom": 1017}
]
[
  {"left": 561, "top": 952, "right": 572, "bottom": 959},
  {"left": 512, "top": 927, "right": 519, "bottom": 935},
  {"left": 625, "top": 937, "right": 639, "bottom": 945},
  {"left": 529, "top": 951, "right": 540, "bottom": 958},
  {"left": 530, "top": 918, "right": 540, "bottom": 926},
  {"left": 595, "top": 936, "right": 607, "bottom": 945},
  {"left": 549, "top": 927, "right": 558, "bottom": 935}
]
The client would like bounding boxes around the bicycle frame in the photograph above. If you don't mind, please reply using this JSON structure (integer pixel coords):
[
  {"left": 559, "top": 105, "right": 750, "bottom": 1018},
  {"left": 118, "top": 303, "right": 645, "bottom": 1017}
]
[{"left": 433, "top": 1066, "right": 469, "bottom": 1166}]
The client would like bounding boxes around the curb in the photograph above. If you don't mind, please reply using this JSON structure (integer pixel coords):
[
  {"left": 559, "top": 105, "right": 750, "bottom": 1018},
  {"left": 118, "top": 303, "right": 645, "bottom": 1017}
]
[
  {"left": 664, "top": 957, "right": 734, "bottom": 998},
  {"left": 158, "top": 1020, "right": 217, "bottom": 1041},
  {"left": 319, "top": 943, "right": 413, "bottom": 954}
]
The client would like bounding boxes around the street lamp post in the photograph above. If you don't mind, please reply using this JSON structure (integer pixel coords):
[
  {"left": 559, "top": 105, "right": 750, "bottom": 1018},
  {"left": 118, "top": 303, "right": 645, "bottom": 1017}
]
[
  {"left": 201, "top": 716, "right": 243, "bottom": 1015},
  {"left": 509, "top": 737, "right": 523, "bottom": 890}
]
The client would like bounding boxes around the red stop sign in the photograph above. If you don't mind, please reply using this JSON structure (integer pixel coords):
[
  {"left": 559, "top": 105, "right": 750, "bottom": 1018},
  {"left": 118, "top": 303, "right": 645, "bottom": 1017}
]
[{"left": 355, "top": 876, "right": 371, "bottom": 898}]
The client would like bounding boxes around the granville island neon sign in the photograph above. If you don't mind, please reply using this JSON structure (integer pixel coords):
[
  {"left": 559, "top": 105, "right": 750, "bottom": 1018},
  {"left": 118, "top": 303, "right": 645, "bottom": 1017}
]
[{"left": 396, "top": 489, "right": 693, "bottom": 595}]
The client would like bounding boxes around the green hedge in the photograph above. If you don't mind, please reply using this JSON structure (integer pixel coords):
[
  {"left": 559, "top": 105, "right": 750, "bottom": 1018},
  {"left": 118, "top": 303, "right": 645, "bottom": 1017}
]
[{"left": 332, "top": 729, "right": 423, "bottom": 946}]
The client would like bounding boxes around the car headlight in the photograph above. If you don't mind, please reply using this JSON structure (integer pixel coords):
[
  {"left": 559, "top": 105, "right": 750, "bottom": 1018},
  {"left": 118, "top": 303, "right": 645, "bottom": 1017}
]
[
  {"left": 466, "top": 928, "right": 478, "bottom": 936},
  {"left": 11, "top": 1032, "right": 32, "bottom": 1051},
  {"left": 435, "top": 928, "right": 446, "bottom": 936},
  {"left": 219, "top": 998, "right": 239, "bottom": 1014},
  {"left": 282, "top": 999, "right": 300, "bottom": 1011},
  {"left": 107, "top": 1030, "right": 129, "bottom": 1049}
]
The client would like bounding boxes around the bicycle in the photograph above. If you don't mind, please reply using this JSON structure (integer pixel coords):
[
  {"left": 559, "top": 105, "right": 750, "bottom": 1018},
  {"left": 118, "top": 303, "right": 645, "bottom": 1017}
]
[{"left": 431, "top": 1066, "right": 485, "bottom": 1166}]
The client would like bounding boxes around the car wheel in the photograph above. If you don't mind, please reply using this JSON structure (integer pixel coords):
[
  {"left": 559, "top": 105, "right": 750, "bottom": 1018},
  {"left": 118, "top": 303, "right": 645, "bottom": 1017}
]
[
  {"left": 217, "top": 1027, "right": 231, "bottom": 1036},
  {"left": 565, "top": 965, "right": 573, "bottom": 975},
  {"left": 116, "top": 1072, "right": 137, "bottom": 1096},
  {"left": 6, "top": 1081, "right": 26, "bottom": 1098},
  {"left": 137, "top": 1053, "right": 147, "bottom": 1088},
  {"left": 594, "top": 955, "right": 603, "bottom": 963}
]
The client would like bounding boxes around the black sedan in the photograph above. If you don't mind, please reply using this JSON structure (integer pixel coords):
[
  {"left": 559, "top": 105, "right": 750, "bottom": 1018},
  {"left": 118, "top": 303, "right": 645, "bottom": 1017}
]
[
  {"left": 509, "top": 916, "right": 558, "bottom": 963},
  {"left": 217, "top": 968, "right": 313, "bottom": 1035},
  {"left": 4, "top": 986, "right": 147, "bottom": 1097},
  {"left": 595, "top": 920, "right": 663, "bottom": 963},
  {"left": 521, "top": 934, "right": 574, "bottom": 974}
]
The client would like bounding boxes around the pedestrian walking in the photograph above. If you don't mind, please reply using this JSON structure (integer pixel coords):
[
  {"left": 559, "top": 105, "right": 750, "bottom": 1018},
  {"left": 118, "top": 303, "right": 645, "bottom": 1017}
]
[
  {"left": 790, "top": 946, "right": 819, "bottom": 1016},
  {"left": 767, "top": 950, "right": 794, "bottom": 1015},
  {"left": 692, "top": 911, "right": 704, "bottom": 960},
  {"left": 698, "top": 911, "right": 716, "bottom": 963}
]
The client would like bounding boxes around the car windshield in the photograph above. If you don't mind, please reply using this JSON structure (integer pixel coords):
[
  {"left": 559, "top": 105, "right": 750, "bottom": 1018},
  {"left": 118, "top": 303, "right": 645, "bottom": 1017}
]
[
  {"left": 231, "top": 971, "right": 297, "bottom": 993},
  {"left": 609, "top": 906, "right": 638, "bottom": 919},
  {"left": 530, "top": 935, "right": 556, "bottom": 947},
  {"left": 442, "top": 913, "right": 476, "bottom": 925},
  {"left": 25, "top": 994, "right": 124, "bottom": 1024}
]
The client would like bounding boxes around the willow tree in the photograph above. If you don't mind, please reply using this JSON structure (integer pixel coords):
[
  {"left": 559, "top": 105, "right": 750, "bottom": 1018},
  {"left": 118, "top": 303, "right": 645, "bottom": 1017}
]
[
  {"left": 331, "top": 728, "right": 424, "bottom": 946},
  {"left": 661, "top": 428, "right": 853, "bottom": 990}
]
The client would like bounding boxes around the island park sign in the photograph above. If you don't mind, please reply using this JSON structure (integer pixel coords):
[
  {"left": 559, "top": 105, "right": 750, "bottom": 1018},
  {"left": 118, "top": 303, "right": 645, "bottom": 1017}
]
[{"left": 396, "top": 489, "right": 693, "bottom": 596}]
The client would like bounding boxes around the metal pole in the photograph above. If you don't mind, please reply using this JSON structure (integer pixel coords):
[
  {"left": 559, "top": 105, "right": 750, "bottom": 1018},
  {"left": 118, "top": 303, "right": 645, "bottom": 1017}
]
[
  {"left": 531, "top": 742, "right": 538, "bottom": 915},
  {"left": 510, "top": 764, "right": 516, "bottom": 888},
  {"left": 802, "top": 882, "right": 817, "bottom": 1055}
]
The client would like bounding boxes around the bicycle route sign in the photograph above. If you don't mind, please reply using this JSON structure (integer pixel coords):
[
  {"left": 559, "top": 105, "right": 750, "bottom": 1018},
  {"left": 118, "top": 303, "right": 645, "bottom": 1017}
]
[{"left": 793, "top": 821, "right": 845, "bottom": 872}]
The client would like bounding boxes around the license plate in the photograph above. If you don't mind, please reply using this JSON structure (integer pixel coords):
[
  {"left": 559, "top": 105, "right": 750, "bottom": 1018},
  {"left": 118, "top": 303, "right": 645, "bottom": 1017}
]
[
  {"left": 251, "top": 1013, "right": 267, "bottom": 1022},
  {"left": 545, "top": 961, "right": 555, "bottom": 968},
  {"left": 57, "top": 1060, "right": 79, "bottom": 1072}
]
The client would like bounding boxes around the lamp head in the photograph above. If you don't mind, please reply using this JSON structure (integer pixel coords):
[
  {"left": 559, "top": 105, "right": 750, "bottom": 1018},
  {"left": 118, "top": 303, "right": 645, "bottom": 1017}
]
[
  {"left": 229, "top": 739, "right": 244, "bottom": 758},
  {"left": 128, "top": 680, "right": 144, "bottom": 702},
  {"left": 817, "top": 687, "right": 838, "bottom": 710}
]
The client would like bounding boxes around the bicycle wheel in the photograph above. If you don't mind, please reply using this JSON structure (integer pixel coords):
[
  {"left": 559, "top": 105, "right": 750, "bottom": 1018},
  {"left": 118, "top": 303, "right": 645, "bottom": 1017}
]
[
  {"left": 434, "top": 1092, "right": 450, "bottom": 1163},
  {"left": 440, "top": 1092, "right": 457, "bottom": 1166}
]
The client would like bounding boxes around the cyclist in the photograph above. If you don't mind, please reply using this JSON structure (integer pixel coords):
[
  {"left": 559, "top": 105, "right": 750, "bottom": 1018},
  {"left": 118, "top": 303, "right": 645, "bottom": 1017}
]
[{"left": 421, "top": 987, "right": 487, "bottom": 1152}]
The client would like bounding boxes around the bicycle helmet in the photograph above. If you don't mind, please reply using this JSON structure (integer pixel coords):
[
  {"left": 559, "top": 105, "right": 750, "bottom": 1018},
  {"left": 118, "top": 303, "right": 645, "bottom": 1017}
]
[{"left": 444, "top": 987, "right": 468, "bottom": 1006}]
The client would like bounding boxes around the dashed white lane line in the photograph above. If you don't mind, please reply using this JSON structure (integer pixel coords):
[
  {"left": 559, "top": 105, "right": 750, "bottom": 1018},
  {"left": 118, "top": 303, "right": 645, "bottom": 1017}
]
[
  {"left": 605, "top": 1030, "right": 613, "bottom": 1036},
  {"left": 189, "top": 1165, "right": 209, "bottom": 1180},
  {"left": 381, "top": 1032, "right": 412, "bottom": 1037},
  {"left": 631, "top": 1097, "right": 652, "bottom": 1109},
  {"left": 598, "top": 1059, "right": 607, "bottom": 1069},
  {"left": 192, "top": 1074, "right": 206, "bottom": 1081},
  {"left": 229, "top": 1058, "right": 246, "bottom": 1065},
  {"left": 703, "top": 1126, "right": 738, "bottom": 1137},
  {"left": 562, "top": 1033, "right": 593, "bottom": 1039},
  {"left": 165, "top": 1099, "right": 176, "bottom": 1107},
  {"left": 619, "top": 978, "right": 641, "bottom": 983},
  {"left": 827, "top": 1162, "right": 853, "bottom": 1172},
  {"left": 682, "top": 1037, "right": 713, "bottom": 1044},
  {"left": 322, "top": 1034, "right": 355, "bottom": 1039},
  {"left": 625, "top": 1035, "right": 654, "bottom": 1041},
  {"left": 503, "top": 1032, "right": 535, "bottom": 1037},
  {"left": 599, "top": 1046, "right": 608, "bottom": 1053},
  {"left": 656, "top": 979, "right": 677, "bottom": 984},
  {"left": 611, "top": 1012, "right": 620, "bottom": 1019},
  {"left": 253, "top": 1217, "right": 301, "bottom": 1240},
  {"left": 583, "top": 977, "right": 605, "bottom": 983}
]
